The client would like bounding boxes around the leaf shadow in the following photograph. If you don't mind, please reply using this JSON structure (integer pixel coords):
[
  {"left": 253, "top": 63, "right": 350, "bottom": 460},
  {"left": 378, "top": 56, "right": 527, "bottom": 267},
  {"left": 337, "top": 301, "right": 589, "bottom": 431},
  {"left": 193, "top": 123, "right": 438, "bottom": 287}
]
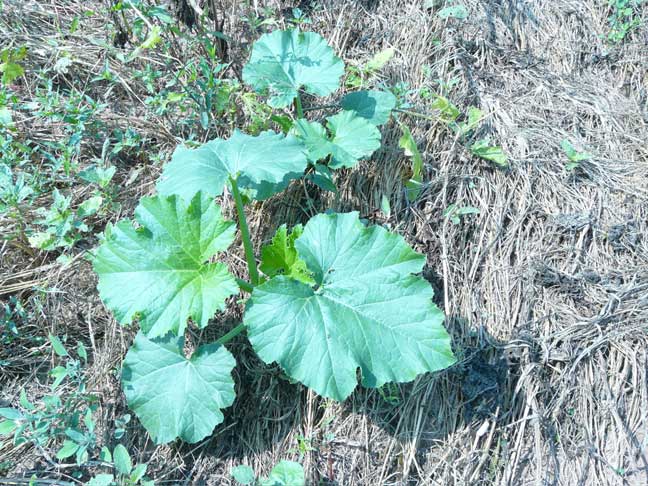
[{"left": 333, "top": 320, "right": 519, "bottom": 484}]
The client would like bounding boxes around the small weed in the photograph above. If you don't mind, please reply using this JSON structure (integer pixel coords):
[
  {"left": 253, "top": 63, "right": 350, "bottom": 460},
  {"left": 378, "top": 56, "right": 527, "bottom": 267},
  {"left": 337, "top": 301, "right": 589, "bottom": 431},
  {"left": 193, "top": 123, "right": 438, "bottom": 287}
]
[
  {"left": 443, "top": 204, "right": 481, "bottom": 224},
  {"left": 0, "top": 335, "right": 98, "bottom": 465},
  {"left": 28, "top": 189, "right": 103, "bottom": 251},
  {"left": 87, "top": 444, "right": 154, "bottom": 486},
  {"left": 0, "top": 45, "right": 27, "bottom": 85},
  {"left": 232, "top": 460, "right": 305, "bottom": 486},
  {"left": 607, "top": 0, "right": 643, "bottom": 43},
  {"left": 561, "top": 139, "right": 591, "bottom": 171}
]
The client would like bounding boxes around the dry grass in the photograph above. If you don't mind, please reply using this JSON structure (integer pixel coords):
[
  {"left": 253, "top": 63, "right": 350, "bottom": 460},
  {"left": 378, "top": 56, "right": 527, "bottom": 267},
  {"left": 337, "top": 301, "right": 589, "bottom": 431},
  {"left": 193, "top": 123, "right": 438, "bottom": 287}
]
[{"left": 1, "top": 0, "right": 647, "bottom": 485}]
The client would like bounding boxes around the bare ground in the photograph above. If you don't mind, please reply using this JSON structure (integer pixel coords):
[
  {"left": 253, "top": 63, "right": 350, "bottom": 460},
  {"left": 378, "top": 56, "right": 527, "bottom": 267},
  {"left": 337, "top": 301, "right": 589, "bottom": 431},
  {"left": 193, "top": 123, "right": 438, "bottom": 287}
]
[{"left": 1, "top": 0, "right": 648, "bottom": 485}]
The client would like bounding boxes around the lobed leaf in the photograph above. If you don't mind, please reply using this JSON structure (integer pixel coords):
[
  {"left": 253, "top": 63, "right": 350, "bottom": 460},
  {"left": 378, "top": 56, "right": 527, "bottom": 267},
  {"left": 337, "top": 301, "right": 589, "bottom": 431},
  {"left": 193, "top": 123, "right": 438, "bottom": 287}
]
[
  {"left": 326, "top": 111, "right": 382, "bottom": 168},
  {"left": 157, "top": 130, "right": 308, "bottom": 202},
  {"left": 244, "top": 212, "right": 456, "bottom": 401},
  {"left": 93, "top": 192, "right": 238, "bottom": 338},
  {"left": 122, "top": 332, "right": 236, "bottom": 444},
  {"left": 292, "top": 119, "right": 329, "bottom": 163},
  {"left": 293, "top": 111, "right": 381, "bottom": 169},
  {"left": 242, "top": 29, "right": 344, "bottom": 108},
  {"left": 340, "top": 90, "right": 397, "bottom": 126}
]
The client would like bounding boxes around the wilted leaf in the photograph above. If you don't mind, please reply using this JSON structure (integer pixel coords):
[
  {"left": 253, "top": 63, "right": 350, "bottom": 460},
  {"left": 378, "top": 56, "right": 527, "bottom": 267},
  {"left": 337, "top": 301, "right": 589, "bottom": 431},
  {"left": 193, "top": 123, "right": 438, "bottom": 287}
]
[{"left": 365, "top": 47, "right": 395, "bottom": 72}]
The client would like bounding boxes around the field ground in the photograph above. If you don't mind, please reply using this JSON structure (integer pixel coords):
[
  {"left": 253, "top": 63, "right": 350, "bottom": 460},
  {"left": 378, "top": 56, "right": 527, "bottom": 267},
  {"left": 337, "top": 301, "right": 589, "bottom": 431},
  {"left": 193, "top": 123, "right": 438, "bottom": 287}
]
[{"left": 1, "top": 0, "right": 647, "bottom": 485}]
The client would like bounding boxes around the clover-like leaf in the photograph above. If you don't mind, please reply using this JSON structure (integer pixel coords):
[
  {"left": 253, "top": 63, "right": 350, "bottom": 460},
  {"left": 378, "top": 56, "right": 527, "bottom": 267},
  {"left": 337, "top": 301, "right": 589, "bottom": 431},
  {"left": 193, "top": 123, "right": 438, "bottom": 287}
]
[
  {"left": 157, "top": 130, "right": 308, "bottom": 202},
  {"left": 122, "top": 332, "right": 236, "bottom": 444},
  {"left": 340, "top": 90, "right": 397, "bottom": 126},
  {"left": 93, "top": 192, "right": 238, "bottom": 338},
  {"left": 260, "top": 224, "right": 314, "bottom": 285},
  {"left": 242, "top": 29, "right": 345, "bottom": 108},
  {"left": 244, "top": 212, "right": 456, "bottom": 401},
  {"left": 293, "top": 111, "right": 381, "bottom": 169}
]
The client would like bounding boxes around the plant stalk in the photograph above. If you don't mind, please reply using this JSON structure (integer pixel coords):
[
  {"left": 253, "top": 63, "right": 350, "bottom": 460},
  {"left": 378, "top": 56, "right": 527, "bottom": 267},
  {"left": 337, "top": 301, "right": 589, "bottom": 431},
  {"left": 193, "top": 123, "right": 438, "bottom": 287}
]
[
  {"left": 216, "top": 322, "right": 246, "bottom": 345},
  {"left": 236, "top": 278, "right": 254, "bottom": 293},
  {"left": 294, "top": 94, "right": 305, "bottom": 119},
  {"left": 230, "top": 176, "right": 260, "bottom": 285}
]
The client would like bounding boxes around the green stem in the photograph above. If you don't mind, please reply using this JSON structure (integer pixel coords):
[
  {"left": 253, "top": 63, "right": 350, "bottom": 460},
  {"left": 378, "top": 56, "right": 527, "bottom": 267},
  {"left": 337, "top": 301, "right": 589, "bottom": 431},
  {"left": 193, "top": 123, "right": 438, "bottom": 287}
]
[
  {"left": 230, "top": 176, "right": 260, "bottom": 285},
  {"left": 236, "top": 278, "right": 254, "bottom": 293},
  {"left": 294, "top": 94, "right": 304, "bottom": 119},
  {"left": 302, "top": 103, "right": 337, "bottom": 112},
  {"left": 394, "top": 108, "right": 438, "bottom": 122},
  {"left": 216, "top": 322, "right": 246, "bottom": 345}
]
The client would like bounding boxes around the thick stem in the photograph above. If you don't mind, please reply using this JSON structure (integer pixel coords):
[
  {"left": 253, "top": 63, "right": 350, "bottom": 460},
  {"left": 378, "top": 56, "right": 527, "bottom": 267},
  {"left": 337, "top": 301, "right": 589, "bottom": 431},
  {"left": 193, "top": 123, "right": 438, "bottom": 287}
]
[
  {"left": 294, "top": 94, "right": 304, "bottom": 119},
  {"left": 216, "top": 322, "right": 246, "bottom": 345},
  {"left": 230, "top": 176, "right": 260, "bottom": 285}
]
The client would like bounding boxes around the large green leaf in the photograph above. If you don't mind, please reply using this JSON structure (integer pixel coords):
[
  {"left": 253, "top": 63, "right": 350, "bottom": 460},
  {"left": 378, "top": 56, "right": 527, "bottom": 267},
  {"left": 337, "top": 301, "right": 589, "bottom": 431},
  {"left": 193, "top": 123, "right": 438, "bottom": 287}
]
[
  {"left": 122, "top": 332, "right": 236, "bottom": 444},
  {"left": 242, "top": 29, "right": 345, "bottom": 108},
  {"left": 93, "top": 193, "right": 238, "bottom": 338},
  {"left": 340, "top": 90, "right": 397, "bottom": 126},
  {"left": 244, "top": 212, "right": 456, "bottom": 401},
  {"left": 157, "top": 130, "right": 308, "bottom": 202},
  {"left": 293, "top": 111, "right": 381, "bottom": 169}
]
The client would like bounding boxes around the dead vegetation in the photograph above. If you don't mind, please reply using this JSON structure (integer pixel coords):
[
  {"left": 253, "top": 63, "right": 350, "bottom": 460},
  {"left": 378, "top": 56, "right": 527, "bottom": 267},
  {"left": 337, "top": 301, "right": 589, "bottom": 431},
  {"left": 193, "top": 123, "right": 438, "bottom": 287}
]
[{"left": 1, "top": 0, "right": 647, "bottom": 485}]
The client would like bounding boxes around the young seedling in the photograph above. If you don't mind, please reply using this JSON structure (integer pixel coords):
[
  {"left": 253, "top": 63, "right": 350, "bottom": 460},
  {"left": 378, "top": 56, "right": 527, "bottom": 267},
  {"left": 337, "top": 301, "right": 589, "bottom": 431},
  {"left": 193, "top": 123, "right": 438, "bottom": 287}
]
[
  {"left": 91, "top": 29, "right": 456, "bottom": 444},
  {"left": 561, "top": 139, "right": 591, "bottom": 171},
  {"left": 471, "top": 138, "right": 509, "bottom": 168},
  {"left": 443, "top": 204, "right": 480, "bottom": 224},
  {"left": 232, "top": 460, "right": 305, "bottom": 486}
]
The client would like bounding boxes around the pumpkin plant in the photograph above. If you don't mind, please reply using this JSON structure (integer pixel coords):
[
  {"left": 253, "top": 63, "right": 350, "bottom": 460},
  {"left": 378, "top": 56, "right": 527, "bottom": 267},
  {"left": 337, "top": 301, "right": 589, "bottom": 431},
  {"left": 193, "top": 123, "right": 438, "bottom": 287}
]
[{"left": 92, "top": 29, "right": 456, "bottom": 444}]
